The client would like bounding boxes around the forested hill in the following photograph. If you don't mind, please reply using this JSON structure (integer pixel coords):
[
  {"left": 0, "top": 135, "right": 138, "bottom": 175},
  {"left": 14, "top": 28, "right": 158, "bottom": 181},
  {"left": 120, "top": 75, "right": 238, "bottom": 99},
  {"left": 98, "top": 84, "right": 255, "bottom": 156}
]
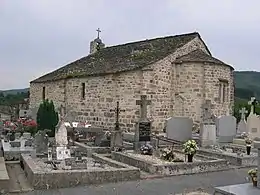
[{"left": 234, "top": 71, "right": 260, "bottom": 100}]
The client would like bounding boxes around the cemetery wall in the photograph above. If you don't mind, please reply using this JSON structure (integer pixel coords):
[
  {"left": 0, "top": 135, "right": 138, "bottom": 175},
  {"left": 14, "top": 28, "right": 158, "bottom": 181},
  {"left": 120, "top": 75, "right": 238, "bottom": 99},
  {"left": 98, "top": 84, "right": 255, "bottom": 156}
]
[{"left": 29, "top": 37, "right": 233, "bottom": 132}]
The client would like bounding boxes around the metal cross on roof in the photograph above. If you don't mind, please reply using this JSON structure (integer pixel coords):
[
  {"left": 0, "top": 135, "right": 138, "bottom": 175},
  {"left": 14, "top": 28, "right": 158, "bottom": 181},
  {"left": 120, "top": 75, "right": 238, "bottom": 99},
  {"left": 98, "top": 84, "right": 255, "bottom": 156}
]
[{"left": 96, "top": 28, "right": 101, "bottom": 38}]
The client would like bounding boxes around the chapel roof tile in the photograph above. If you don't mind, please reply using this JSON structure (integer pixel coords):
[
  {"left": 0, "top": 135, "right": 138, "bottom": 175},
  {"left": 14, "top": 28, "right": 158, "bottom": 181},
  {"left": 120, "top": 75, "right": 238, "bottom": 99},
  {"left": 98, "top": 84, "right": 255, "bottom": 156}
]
[
  {"left": 174, "top": 49, "right": 233, "bottom": 69},
  {"left": 31, "top": 32, "right": 201, "bottom": 83}
]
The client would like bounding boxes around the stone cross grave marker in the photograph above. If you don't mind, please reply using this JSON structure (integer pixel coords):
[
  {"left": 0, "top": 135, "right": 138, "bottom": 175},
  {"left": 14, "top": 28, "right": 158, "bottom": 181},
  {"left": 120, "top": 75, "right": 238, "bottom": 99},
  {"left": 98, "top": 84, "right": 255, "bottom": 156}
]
[
  {"left": 201, "top": 100, "right": 215, "bottom": 124},
  {"left": 237, "top": 107, "right": 248, "bottom": 134},
  {"left": 239, "top": 107, "right": 248, "bottom": 121},
  {"left": 110, "top": 101, "right": 125, "bottom": 149},
  {"left": 35, "top": 130, "right": 49, "bottom": 154},
  {"left": 200, "top": 100, "right": 216, "bottom": 147},
  {"left": 136, "top": 95, "right": 151, "bottom": 121},
  {"left": 110, "top": 101, "right": 125, "bottom": 131},
  {"left": 58, "top": 104, "right": 66, "bottom": 122},
  {"left": 248, "top": 97, "right": 258, "bottom": 115},
  {"left": 134, "top": 95, "right": 152, "bottom": 151}
]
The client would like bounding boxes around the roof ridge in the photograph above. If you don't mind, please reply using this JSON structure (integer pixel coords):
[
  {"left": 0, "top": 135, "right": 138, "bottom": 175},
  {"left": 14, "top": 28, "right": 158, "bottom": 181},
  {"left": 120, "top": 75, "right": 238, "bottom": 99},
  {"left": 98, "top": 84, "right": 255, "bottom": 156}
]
[
  {"left": 102, "top": 32, "right": 200, "bottom": 50},
  {"left": 31, "top": 32, "right": 202, "bottom": 83}
]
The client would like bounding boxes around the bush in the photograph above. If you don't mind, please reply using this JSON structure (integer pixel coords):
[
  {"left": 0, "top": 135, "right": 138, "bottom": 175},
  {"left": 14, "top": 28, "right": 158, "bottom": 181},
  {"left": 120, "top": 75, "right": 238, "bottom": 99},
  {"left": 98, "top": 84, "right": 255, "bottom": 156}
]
[{"left": 36, "top": 99, "right": 58, "bottom": 137}]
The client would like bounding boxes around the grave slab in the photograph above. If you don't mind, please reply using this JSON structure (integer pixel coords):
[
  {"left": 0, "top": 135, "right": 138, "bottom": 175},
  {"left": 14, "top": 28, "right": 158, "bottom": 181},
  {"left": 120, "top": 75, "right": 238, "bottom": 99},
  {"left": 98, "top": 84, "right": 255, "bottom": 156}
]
[
  {"left": 214, "top": 183, "right": 260, "bottom": 195},
  {"left": 2, "top": 139, "right": 35, "bottom": 161},
  {"left": 21, "top": 153, "right": 140, "bottom": 190},
  {"left": 112, "top": 150, "right": 228, "bottom": 176}
]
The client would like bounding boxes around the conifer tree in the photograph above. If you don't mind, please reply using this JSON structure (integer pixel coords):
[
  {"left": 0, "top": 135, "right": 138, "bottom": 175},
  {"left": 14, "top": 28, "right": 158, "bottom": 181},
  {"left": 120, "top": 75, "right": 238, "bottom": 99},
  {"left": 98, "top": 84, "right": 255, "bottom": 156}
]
[{"left": 36, "top": 99, "right": 58, "bottom": 137}]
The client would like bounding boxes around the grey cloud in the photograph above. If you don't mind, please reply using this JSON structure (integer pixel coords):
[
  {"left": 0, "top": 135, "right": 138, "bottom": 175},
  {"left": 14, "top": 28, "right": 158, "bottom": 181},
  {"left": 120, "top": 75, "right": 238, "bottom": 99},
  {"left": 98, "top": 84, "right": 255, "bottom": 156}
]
[{"left": 1, "top": 0, "right": 260, "bottom": 89}]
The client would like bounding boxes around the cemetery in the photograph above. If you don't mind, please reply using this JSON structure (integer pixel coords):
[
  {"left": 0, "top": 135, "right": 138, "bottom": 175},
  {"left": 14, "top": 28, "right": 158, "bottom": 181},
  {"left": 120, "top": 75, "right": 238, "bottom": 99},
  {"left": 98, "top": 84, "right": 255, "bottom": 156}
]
[{"left": 0, "top": 95, "right": 260, "bottom": 194}]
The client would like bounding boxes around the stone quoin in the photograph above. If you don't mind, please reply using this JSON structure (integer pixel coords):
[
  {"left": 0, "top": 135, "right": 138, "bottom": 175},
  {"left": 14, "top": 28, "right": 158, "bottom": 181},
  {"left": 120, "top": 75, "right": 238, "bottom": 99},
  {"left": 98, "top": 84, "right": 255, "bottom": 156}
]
[{"left": 29, "top": 31, "right": 234, "bottom": 132}]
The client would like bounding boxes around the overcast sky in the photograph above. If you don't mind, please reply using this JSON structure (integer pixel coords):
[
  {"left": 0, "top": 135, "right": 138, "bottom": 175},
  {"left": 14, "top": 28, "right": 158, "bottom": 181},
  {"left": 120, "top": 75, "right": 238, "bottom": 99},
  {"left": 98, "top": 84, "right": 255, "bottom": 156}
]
[{"left": 1, "top": 0, "right": 260, "bottom": 90}]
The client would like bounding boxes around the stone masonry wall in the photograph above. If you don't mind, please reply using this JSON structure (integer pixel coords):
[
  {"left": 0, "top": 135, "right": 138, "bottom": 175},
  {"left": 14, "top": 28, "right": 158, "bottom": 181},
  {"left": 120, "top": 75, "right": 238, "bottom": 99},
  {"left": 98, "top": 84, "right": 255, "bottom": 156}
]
[
  {"left": 29, "top": 36, "right": 233, "bottom": 132},
  {"left": 30, "top": 80, "right": 65, "bottom": 110}
]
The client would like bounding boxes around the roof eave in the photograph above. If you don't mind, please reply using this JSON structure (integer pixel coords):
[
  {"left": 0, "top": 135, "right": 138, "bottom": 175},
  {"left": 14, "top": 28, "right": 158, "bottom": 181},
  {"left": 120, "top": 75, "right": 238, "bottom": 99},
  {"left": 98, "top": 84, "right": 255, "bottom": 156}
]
[{"left": 173, "top": 60, "right": 234, "bottom": 70}]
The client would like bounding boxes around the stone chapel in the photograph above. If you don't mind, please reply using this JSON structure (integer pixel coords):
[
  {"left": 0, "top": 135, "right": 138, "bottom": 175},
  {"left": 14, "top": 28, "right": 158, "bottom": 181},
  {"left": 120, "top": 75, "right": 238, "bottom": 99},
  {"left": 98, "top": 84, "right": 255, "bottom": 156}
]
[{"left": 29, "top": 31, "right": 234, "bottom": 132}]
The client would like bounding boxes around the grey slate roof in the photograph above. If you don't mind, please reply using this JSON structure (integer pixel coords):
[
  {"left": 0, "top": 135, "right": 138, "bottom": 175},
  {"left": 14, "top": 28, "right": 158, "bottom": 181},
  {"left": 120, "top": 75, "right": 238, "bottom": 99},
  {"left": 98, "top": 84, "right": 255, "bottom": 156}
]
[
  {"left": 174, "top": 49, "right": 233, "bottom": 69},
  {"left": 31, "top": 32, "right": 204, "bottom": 83},
  {"left": 31, "top": 32, "right": 200, "bottom": 83}
]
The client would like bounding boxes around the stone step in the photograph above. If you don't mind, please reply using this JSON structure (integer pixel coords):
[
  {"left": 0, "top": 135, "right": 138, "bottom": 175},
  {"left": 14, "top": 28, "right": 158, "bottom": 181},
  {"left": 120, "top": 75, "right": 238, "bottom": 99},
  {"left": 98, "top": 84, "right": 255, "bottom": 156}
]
[{"left": 6, "top": 163, "right": 33, "bottom": 193}]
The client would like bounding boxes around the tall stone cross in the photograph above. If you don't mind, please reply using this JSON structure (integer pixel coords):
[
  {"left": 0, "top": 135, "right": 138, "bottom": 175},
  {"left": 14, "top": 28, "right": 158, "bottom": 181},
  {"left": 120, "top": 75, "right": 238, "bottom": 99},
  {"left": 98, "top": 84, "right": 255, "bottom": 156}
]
[
  {"left": 201, "top": 100, "right": 214, "bottom": 123},
  {"left": 58, "top": 104, "right": 66, "bottom": 122},
  {"left": 248, "top": 97, "right": 258, "bottom": 114},
  {"left": 239, "top": 107, "right": 248, "bottom": 120},
  {"left": 110, "top": 101, "right": 125, "bottom": 131},
  {"left": 136, "top": 95, "right": 151, "bottom": 121},
  {"left": 96, "top": 28, "right": 101, "bottom": 38}
]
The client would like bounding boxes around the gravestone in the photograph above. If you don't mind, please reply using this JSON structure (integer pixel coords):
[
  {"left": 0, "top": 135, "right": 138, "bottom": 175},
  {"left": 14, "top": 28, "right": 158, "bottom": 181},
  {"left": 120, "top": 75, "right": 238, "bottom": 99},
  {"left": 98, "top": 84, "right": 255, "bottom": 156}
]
[
  {"left": 56, "top": 146, "right": 71, "bottom": 160},
  {"left": 166, "top": 117, "right": 192, "bottom": 142},
  {"left": 134, "top": 95, "right": 152, "bottom": 151},
  {"left": 247, "top": 114, "right": 260, "bottom": 140},
  {"left": 94, "top": 132, "right": 110, "bottom": 147},
  {"left": 237, "top": 107, "right": 248, "bottom": 134},
  {"left": 216, "top": 115, "right": 237, "bottom": 143},
  {"left": 23, "top": 132, "right": 31, "bottom": 139},
  {"left": 248, "top": 97, "right": 258, "bottom": 115},
  {"left": 55, "top": 105, "right": 68, "bottom": 146},
  {"left": 15, "top": 132, "right": 21, "bottom": 140},
  {"left": 55, "top": 122, "right": 68, "bottom": 146},
  {"left": 10, "top": 141, "right": 21, "bottom": 148},
  {"left": 24, "top": 140, "right": 33, "bottom": 147},
  {"left": 35, "top": 130, "right": 49, "bottom": 154},
  {"left": 9, "top": 132, "right": 15, "bottom": 141},
  {"left": 110, "top": 101, "right": 125, "bottom": 150},
  {"left": 200, "top": 100, "right": 217, "bottom": 147}
]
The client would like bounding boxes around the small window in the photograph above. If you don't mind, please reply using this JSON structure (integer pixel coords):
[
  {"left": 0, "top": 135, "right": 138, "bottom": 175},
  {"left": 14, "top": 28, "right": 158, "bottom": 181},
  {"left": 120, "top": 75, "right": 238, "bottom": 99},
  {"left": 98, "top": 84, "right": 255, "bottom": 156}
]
[
  {"left": 42, "top": 87, "right": 46, "bottom": 100},
  {"left": 81, "top": 83, "right": 85, "bottom": 99},
  {"left": 218, "top": 79, "right": 228, "bottom": 103}
]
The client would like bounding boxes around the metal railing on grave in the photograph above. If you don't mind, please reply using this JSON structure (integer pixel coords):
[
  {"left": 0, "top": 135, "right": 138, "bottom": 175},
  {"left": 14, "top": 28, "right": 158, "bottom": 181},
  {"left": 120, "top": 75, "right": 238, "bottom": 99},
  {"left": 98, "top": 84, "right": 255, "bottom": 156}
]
[{"left": 151, "top": 134, "right": 184, "bottom": 150}]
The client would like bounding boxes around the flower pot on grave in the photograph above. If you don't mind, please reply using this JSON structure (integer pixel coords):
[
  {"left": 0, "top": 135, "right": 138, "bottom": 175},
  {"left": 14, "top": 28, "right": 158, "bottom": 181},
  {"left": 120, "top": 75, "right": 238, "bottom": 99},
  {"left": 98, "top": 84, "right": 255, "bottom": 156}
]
[
  {"left": 252, "top": 177, "right": 257, "bottom": 187},
  {"left": 10, "top": 133, "right": 15, "bottom": 141},
  {"left": 187, "top": 154, "right": 193, "bottom": 162},
  {"left": 246, "top": 146, "right": 251, "bottom": 155}
]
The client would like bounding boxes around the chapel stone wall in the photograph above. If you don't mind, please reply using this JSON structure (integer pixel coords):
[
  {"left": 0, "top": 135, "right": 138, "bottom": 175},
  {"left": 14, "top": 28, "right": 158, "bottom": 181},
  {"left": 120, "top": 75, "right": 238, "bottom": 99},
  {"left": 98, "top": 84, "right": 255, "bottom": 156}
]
[
  {"left": 29, "top": 80, "right": 65, "bottom": 111},
  {"left": 29, "top": 36, "right": 234, "bottom": 132}
]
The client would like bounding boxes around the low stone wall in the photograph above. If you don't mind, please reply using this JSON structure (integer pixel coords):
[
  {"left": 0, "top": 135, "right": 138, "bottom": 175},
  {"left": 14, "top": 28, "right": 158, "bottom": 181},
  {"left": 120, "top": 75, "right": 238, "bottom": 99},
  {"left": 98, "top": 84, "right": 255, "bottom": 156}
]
[
  {"left": 0, "top": 157, "right": 10, "bottom": 192},
  {"left": 197, "top": 149, "right": 258, "bottom": 166},
  {"left": 21, "top": 153, "right": 140, "bottom": 190},
  {"left": 111, "top": 151, "right": 228, "bottom": 176}
]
